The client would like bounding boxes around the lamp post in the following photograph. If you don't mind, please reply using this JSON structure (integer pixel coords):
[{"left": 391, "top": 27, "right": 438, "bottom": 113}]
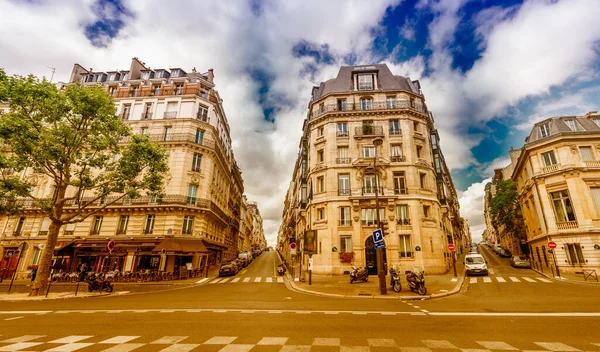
[{"left": 372, "top": 137, "right": 387, "bottom": 295}]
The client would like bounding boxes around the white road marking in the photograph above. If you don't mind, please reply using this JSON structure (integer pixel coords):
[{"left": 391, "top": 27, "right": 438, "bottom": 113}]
[
  {"left": 421, "top": 309, "right": 429, "bottom": 313},
  {"left": 257, "top": 337, "right": 289, "bottom": 345},
  {"left": 489, "top": 269, "right": 495, "bottom": 275},
  {"left": 231, "top": 278, "right": 241, "bottom": 283},
  {"left": 3, "top": 316, "right": 23, "bottom": 321},
  {"left": 340, "top": 346, "right": 370, "bottom": 352},
  {"left": 533, "top": 342, "right": 580, "bottom": 351},
  {"left": 476, "top": 341, "right": 518, "bottom": 350},
  {"left": 281, "top": 346, "right": 311, "bottom": 352},
  {"left": 219, "top": 344, "right": 255, "bottom": 352},
  {"left": 45, "top": 343, "right": 95, "bottom": 351},
  {"left": 0, "top": 311, "right": 51, "bottom": 315},
  {"left": 209, "top": 279, "right": 222, "bottom": 284},
  {"left": 353, "top": 312, "right": 368, "bottom": 315},
  {"left": 243, "top": 278, "right": 251, "bottom": 283},
  {"left": 433, "top": 312, "right": 600, "bottom": 317},
  {"left": 324, "top": 311, "right": 338, "bottom": 315},
  {"left": 313, "top": 338, "right": 341, "bottom": 346},
  {"left": 523, "top": 277, "right": 537, "bottom": 282},
  {"left": 159, "top": 310, "right": 176, "bottom": 313},
  {"left": 368, "top": 339, "right": 397, "bottom": 347},
  {"left": 98, "top": 336, "right": 140, "bottom": 344},
  {"left": 399, "top": 347, "right": 432, "bottom": 352},
  {"left": 203, "top": 336, "right": 238, "bottom": 344},
  {"left": 266, "top": 277, "right": 273, "bottom": 283},
  {"left": 254, "top": 277, "right": 262, "bottom": 283},
  {"left": 101, "top": 343, "right": 146, "bottom": 352},
  {"left": 277, "top": 277, "right": 284, "bottom": 283},
  {"left": 268, "top": 311, "right": 283, "bottom": 314},
  {"left": 159, "top": 344, "right": 201, "bottom": 351},
  {"left": 0, "top": 342, "right": 43, "bottom": 351},
  {"left": 117, "top": 291, "right": 130, "bottom": 295},
  {"left": 240, "top": 269, "right": 247, "bottom": 274},
  {"left": 509, "top": 277, "right": 520, "bottom": 282},
  {"left": 461, "top": 349, "right": 492, "bottom": 352},
  {"left": 49, "top": 336, "right": 93, "bottom": 343},
  {"left": 150, "top": 336, "right": 188, "bottom": 344},
  {"left": 496, "top": 277, "right": 506, "bottom": 283},
  {"left": 413, "top": 306, "right": 420, "bottom": 309},
  {"left": 220, "top": 278, "right": 231, "bottom": 283},
  {"left": 483, "top": 277, "right": 492, "bottom": 283},
  {"left": 196, "top": 278, "right": 209, "bottom": 283},
  {"left": 470, "top": 277, "right": 477, "bottom": 284},
  {"left": 423, "top": 340, "right": 457, "bottom": 349},
  {"left": 451, "top": 278, "right": 458, "bottom": 282},
  {"left": 537, "top": 278, "right": 552, "bottom": 283}
]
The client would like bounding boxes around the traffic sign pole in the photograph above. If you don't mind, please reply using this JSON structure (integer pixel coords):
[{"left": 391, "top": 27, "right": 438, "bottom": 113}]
[
  {"left": 448, "top": 243, "right": 457, "bottom": 277},
  {"left": 548, "top": 240, "right": 561, "bottom": 278}
]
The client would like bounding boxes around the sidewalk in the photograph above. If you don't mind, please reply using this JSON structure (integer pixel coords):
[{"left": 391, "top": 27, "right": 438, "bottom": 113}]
[
  {"left": 532, "top": 267, "right": 600, "bottom": 285},
  {"left": 284, "top": 253, "right": 467, "bottom": 300}
]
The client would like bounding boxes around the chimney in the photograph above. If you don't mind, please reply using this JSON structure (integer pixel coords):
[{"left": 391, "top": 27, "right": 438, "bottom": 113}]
[
  {"left": 208, "top": 68, "right": 214, "bottom": 83},
  {"left": 585, "top": 111, "right": 598, "bottom": 117}
]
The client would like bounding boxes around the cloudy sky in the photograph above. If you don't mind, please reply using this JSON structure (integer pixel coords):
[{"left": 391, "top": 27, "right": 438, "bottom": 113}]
[{"left": 2, "top": 0, "right": 600, "bottom": 245}]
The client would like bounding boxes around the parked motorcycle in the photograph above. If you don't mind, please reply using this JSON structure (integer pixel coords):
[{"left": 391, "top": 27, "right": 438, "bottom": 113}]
[
  {"left": 405, "top": 270, "right": 427, "bottom": 295},
  {"left": 86, "top": 273, "right": 114, "bottom": 293},
  {"left": 350, "top": 266, "right": 369, "bottom": 284},
  {"left": 389, "top": 267, "right": 402, "bottom": 292},
  {"left": 277, "top": 264, "right": 286, "bottom": 276}
]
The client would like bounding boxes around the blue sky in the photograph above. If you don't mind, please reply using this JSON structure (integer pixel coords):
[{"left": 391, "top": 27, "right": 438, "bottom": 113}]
[{"left": 2, "top": 0, "right": 600, "bottom": 243}]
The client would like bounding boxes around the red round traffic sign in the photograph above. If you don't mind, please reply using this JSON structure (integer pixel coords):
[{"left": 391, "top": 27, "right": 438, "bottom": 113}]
[
  {"left": 548, "top": 241, "right": 557, "bottom": 249},
  {"left": 448, "top": 243, "right": 456, "bottom": 251},
  {"left": 107, "top": 240, "right": 116, "bottom": 251},
  {"left": 290, "top": 242, "right": 297, "bottom": 250}
]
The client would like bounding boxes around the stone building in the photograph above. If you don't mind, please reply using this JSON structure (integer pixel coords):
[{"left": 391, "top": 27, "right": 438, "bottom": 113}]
[
  {"left": 512, "top": 112, "right": 600, "bottom": 275},
  {"left": 0, "top": 58, "right": 264, "bottom": 279},
  {"left": 278, "top": 64, "right": 465, "bottom": 276}
]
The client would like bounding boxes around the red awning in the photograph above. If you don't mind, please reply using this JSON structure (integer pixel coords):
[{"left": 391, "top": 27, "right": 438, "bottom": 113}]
[{"left": 153, "top": 238, "right": 208, "bottom": 253}]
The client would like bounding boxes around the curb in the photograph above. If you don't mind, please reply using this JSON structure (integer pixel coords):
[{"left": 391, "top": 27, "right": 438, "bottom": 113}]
[{"left": 531, "top": 267, "right": 600, "bottom": 286}]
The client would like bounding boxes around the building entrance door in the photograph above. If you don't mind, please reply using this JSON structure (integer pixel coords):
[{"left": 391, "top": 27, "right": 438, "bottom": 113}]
[{"left": 365, "top": 237, "right": 386, "bottom": 275}]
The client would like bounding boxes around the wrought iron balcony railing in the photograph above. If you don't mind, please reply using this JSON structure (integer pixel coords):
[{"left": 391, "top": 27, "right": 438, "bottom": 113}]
[
  {"left": 396, "top": 218, "right": 411, "bottom": 225},
  {"left": 394, "top": 188, "right": 408, "bottom": 195},
  {"left": 338, "top": 189, "right": 350, "bottom": 196},
  {"left": 311, "top": 101, "right": 425, "bottom": 119},
  {"left": 354, "top": 126, "right": 384, "bottom": 137},
  {"left": 391, "top": 155, "right": 406, "bottom": 162},
  {"left": 336, "top": 131, "right": 349, "bottom": 137},
  {"left": 338, "top": 219, "right": 352, "bottom": 226},
  {"left": 362, "top": 187, "right": 384, "bottom": 195},
  {"left": 336, "top": 157, "right": 351, "bottom": 164}
]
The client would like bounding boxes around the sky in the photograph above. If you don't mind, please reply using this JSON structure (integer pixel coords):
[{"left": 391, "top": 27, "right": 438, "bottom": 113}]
[{"left": 1, "top": 0, "right": 600, "bottom": 245}]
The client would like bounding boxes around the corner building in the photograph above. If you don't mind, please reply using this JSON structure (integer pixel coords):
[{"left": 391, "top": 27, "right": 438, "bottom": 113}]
[
  {"left": 279, "top": 64, "right": 465, "bottom": 276},
  {"left": 0, "top": 58, "right": 265, "bottom": 279}
]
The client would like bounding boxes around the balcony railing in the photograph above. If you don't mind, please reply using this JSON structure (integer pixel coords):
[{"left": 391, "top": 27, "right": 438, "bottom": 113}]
[
  {"left": 336, "top": 131, "right": 349, "bottom": 137},
  {"left": 64, "top": 230, "right": 74, "bottom": 236},
  {"left": 362, "top": 187, "right": 384, "bottom": 195},
  {"left": 338, "top": 189, "right": 350, "bottom": 196},
  {"left": 12, "top": 231, "right": 22, "bottom": 237},
  {"left": 584, "top": 160, "right": 600, "bottom": 168},
  {"left": 391, "top": 155, "right": 406, "bottom": 162},
  {"left": 389, "top": 129, "right": 401, "bottom": 135},
  {"left": 338, "top": 219, "right": 352, "bottom": 226},
  {"left": 38, "top": 231, "right": 48, "bottom": 237},
  {"left": 89, "top": 230, "right": 100, "bottom": 236},
  {"left": 113, "top": 86, "right": 210, "bottom": 99},
  {"left": 142, "top": 112, "right": 153, "bottom": 120},
  {"left": 541, "top": 164, "right": 560, "bottom": 174},
  {"left": 163, "top": 111, "right": 178, "bottom": 119},
  {"left": 355, "top": 126, "right": 384, "bottom": 137},
  {"left": 556, "top": 220, "right": 578, "bottom": 230},
  {"left": 396, "top": 218, "right": 411, "bottom": 225},
  {"left": 336, "top": 157, "right": 351, "bottom": 164},
  {"left": 311, "top": 101, "right": 425, "bottom": 119},
  {"left": 394, "top": 188, "right": 408, "bottom": 195}
]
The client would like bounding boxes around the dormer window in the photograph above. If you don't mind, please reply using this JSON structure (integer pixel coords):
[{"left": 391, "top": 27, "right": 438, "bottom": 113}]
[
  {"left": 171, "top": 69, "right": 180, "bottom": 77},
  {"left": 539, "top": 123, "right": 550, "bottom": 138},
  {"left": 141, "top": 71, "right": 154, "bottom": 80},
  {"left": 108, "top": 73, "right": 120, "bottom": 81},
  {"left": 564, "top": 119, "right": 582, "bottom": 132},
  {"left": 357, "top": 74, "right": 374, "bottom": 90}
]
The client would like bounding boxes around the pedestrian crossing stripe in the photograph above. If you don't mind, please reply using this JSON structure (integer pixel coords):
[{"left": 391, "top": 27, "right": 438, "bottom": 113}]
[
  {"left": 206, "top": 277, "right": 284, "bottom": 284},
  {"left": 468, "top": 276, "right": 552, "bottom": 284},
  {"left": 0, "top": 336, "right": 597, "bottom": 352}
]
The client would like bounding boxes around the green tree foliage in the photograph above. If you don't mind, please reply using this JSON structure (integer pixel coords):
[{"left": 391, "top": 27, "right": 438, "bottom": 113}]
[
  {"left": 489, "top": 179, "right": 521, "bottom": 239},
  {"left": 0, "top": 71, "right": 169, "bottom": 295}
]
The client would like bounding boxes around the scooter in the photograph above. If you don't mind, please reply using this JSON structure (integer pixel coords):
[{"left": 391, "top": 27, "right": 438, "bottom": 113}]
[
  {"left": 349, "top": 266, "right": 369, "bottom": 284},
  {"left": 86, "top": 273, "right": 114, "bottom": 293},
  {"left": 277, "top": 264, "right": 286, "bottom": 276},
  {"left": 405, "top": 270, "right": 427, "bottom": 295},
  {"left": 389, "top": 267, "right": 402, "bottom": 292}
]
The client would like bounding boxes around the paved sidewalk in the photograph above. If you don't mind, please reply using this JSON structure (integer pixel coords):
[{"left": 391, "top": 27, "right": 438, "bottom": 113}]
[
  {"left": 532, "top": 267, "right": 600, "bottom": 285},
  {"left": 283, "top": 253, "right": 467, "bottom": 300}
]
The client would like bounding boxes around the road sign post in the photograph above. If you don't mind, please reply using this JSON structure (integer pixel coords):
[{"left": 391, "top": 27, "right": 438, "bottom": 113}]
[
  {"left": 448, "top": 243, "right": 457, "bottom": 277},
  {"left": 548, "top": 240, "right": 561, "bottom": 278}
]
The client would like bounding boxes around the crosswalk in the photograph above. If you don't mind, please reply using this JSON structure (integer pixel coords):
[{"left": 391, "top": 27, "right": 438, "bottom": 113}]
[
  {"left": 0, "top": 335, "right": 597, "bottom": 352},
  {"left": 469, "top": 276, "right": 553, "bottom": 284},
  {"left": 201, "top": 276, "right": 285, "bottom": 284}
]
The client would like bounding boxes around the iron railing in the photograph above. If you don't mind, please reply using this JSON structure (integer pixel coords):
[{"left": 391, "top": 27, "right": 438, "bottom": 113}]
[
  {"left": 338, "top": 189, "right": 350, "bottom": 196},
  {"left": 311, "top": 101, "right": 425, "bottom": 119},
  {"left": 391, "top": 156, "right": 406, "bottom": 162},
  {"left": 362, "top": 187, "right": 384, "bottom": 195},
  {"left": 113, "top": 86, "right": 211, "bottom": 100},
  {"left": 338, "top": 219, "right": 352, "bottom": 226},
  {"left": 336, "top": 131, "right": 349, "bottom": 137},
  {"left": 396, "top": 218, "right": 411, "bottom": 225},
  {"left": 336, "top": 157, "right": 351, "bottom": 164},
  {"left": 394, "top": 188, "right": 408, "bottom": 195},
  {"left": 354, "top": 126, "right": 384, "bottom": 137}
]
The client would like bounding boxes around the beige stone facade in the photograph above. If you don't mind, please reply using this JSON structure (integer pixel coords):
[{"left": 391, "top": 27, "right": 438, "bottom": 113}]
[
  {"left": 278, "top": 64, "right": 466, "bottom": 276},
  {"left": 512, "top": 112, "right": 600, "bottom": 276},
  {"left": 0, "top": 58, "right": 265, "bottom": 279}
]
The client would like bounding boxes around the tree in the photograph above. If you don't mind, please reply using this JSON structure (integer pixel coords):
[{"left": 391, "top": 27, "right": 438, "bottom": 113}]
[
  {"left": 0, "top": 71, "right": 169, "bottom": 296},
  {"left": 489, "top": 179, "right": 521, "bottom": 240}
]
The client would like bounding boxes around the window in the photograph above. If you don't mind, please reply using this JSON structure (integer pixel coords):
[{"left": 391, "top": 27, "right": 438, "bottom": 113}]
[
  {"left": 338, "top": 174, "right": 350, "bottom": 195},
  {"left": 414, "top": 121, "right": 419, "bottom": 134},
  {"left": 141, "top": 127, "right": 149, "bottom": 136},
  {"left": 358, "top": 74, "right": 373, "bottom": 90},
  {"left": 31, "top": 247, "right": 42, "bottom": 265},
  {"left": 386, "top": 96, "right": 397, "bottom": 109},
  {"left": 39, "top": 217, "right": 50, "bottom": 236},
  {"left": 434, "top": 154, "right": 442, "bottom": 173},
  {"left": 580, "top": 146, "right": 594, "bottom": 161},
  {"left": 64, "top": 223, "right": 75, "bottom": 236},
  {"left": 391, "top": 144, "right": 403, "bottom": 162},
  {"left": 420, "top": 173, "right": 426, "bottom": 189},
  {"left": 337, "top": 147, "right": 350, "bottom": 164},
  {"left": 399, "top": 235, "right": 413, "bottom": 258},
  {"left": 117, "top": 215, "right": 129, "bottom": 235},
  {"left": 108, "top": 86, "right": 117, "bottom": 97},
  {"left": 174, "top": 83, "right": 184, "bottom": 95},
  {"left": 340, "top": 235, "right": 352, "bottom": 252},
  {"left": 416, "top": 145, "right": 423, "bottom": 158},
  {"left": 551, "top": 190, "right": 576, "bottom": 222},
  {"left": 130, "top": 85, "right": 139, "bottom": 97},
  {"left": 590, "top": 187, "right": 600, "bottom": 214},
  {"left": 363, "top": 174, "right": 379, "bottom": 194},
  {"left": 393, "top": 172, "right": 407, "bottom": 194},
  {"left": 423, "top": 205, "right": 430, "bottom": 218},
  {"left": 152, "top": 85, "right": 161, "bottom": 96},
  {"left": 121, "top": 104, "right": 131, "bottom": 120},
  {"left": 337, "top": 99, "right": 347, "bottom": 111},
  {"left": 317, "top": 127, "right": 324, "bottom": 137},
  {"left": 317, "top": 208, "right": 325, "bottom": 220},
  {"left": 141, "top": 71, "right": 153, "bottom": 80},
  {"left": 195, "top": 129, "right": 204, "bottom": 144},
  {"left": 337, "top": 122, "right": 348, "bottom": 137},
  {"left": 192, "top": 153, "right": 202, "bottom": 172},
  {"left": 143, "top": 103, "right": 152, "bottom": 119},
  {"left": 362, "top": 145, "right": 376, "bottom": 158},
  {"left": 565, "top": 243, "right": 585, "bottom": 264},
  {"left": 108, "top": 72, "right": 120, "bottom": 81},
  {"left": 539, "top": 123, "right": 550, "bottom": 138},
  {"left": 317, "top": 150, "right": 324, "bottom": 163},
  {"left": 187, "top": 184, "right": 198, "bottom": 205},
  {"left": 389, "top": 120, "right": 400, "bottom": 135},
  {"left": 593, "top": 118, "right": 600, "bottom": 128},
  {"left": 91, "top": 216, "right": 103, "bottom": 235},
  {"left": 319, "top": 103, "right": 325, "bottom": 113},
  {"left": 199, "top": 87, "right": 209, "bottom": 99},
  {"left": 360, "top": 98, "right": 373, "bottom": 110},
  {"left": 182, "top": 216, "right": 194, "bottom": 235},
  {"left": 144, "top": 215, "right": 155, "bottom": 235},
  {"left": 339, "top": 207, "right": 351, "bottom": 226},
  {"left": 564, "top": 119, "right": 581, "bottom": 131},
  {"left": 396, "top": 205, "right": 410, "bottom": 224},
  {"left": 541, "top": 151, "right": 557, "bottom": 166},
  {"left": 317, "top": 176, "right": 325, "bottom": 193},
  {"left": 361, "top": 208, "right": 384, "bottom": 226},
  {"left": 164, "top": 127, "right": 172, "bottom": 141},
  {"left": 196, "top": 105, "right": 208, "bottom": 122}
]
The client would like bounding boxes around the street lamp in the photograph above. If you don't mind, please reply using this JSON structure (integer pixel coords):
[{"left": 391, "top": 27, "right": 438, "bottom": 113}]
[{"left": 372, "top": 137, "right": 387, "bottom": 295}]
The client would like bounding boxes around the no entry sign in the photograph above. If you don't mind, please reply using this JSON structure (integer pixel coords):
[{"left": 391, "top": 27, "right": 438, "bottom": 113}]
[
  {"left": 548, "top": 241, "right": 557, "bottom": 249},
  {"left": 107, "top": 240, "right": 116, "bottom": 252},
  {"left": 448, "top": 243, "right": 456, "bottom": 252}
]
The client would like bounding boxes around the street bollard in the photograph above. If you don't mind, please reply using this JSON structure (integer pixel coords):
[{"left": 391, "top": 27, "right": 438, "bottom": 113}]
[
  {"left": 75, "top": 280, "right": 80, "bottom": 296},
  {"left": 45, "top": 280, "right": 52, "bottom": 298}
]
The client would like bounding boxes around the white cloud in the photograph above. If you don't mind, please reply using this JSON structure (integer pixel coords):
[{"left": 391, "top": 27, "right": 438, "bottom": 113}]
[
  {"left": 479, "top": 156, "right": 511, "bottom": 178},
  {"left": 458, "top": 178, "right": 491, "bottom": 242}
]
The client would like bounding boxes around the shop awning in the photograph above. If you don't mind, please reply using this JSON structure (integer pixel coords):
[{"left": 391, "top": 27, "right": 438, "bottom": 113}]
[
  {"left": 54, "top": 241, "right": 75, "bottom": 255},
  {"left": 201, "top": 238, "right": 228, "bottom": 250},
  {"left": 153, "top": 238, "right": 208, "bottom": 253}
]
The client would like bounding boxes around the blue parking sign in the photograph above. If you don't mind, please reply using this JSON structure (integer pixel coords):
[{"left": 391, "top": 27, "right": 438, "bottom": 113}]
[{"left": 372, "top": 229, "right": 384, "bottom": 244}]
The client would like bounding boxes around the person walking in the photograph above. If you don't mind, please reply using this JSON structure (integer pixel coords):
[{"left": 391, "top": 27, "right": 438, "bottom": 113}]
[{"left": 79, "top": 263, "right": 88, "bottom": 282}]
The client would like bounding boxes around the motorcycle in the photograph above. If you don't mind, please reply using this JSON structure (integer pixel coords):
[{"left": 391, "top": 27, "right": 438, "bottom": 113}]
[
  {"left": 277, "top": 264, "right": 286, "bottom": 276},
  {"left": 86, "top": 273, "right": 114, "bottom": 293},
  {"left": 405, "top": 270, "right": 427, "bottom": 295},
  {"left": 389, "top": 267, "right": 402, "bottom": 292},
  {"left": 349, "top": 266, "right": 369, "bottom": 284}
]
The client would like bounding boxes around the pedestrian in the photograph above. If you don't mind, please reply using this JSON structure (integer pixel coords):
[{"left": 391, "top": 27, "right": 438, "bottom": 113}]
[
  {"left": 79, "top": 263, "right": 88, "bottom": 282},
  {"left": 30, "top": 267, "right": 37, "bottom": 282}
]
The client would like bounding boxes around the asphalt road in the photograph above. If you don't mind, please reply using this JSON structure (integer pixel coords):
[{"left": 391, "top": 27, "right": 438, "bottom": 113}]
[{"left": 0, "top": 250, "right": 598, "bottom": 351}]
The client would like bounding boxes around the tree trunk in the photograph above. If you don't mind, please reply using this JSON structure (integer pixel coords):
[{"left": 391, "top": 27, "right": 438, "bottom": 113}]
[{"left": 29, "top": 220, "right": 61, "bottom": 296}]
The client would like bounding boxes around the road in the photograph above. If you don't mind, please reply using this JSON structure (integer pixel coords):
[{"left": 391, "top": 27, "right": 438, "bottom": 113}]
[{"left": 0, "top": 250, "right": 598, "bottom": 351}]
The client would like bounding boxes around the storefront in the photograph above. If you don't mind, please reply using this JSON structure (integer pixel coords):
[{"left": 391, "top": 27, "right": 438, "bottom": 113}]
[
  {"left": 202, "top": 239, "right": 227, "bottom": 268},
  {"left": 153, "top": 238, "right": 208, "bottom": 276}
]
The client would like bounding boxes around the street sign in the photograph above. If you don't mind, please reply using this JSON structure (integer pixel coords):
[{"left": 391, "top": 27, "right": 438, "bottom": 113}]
[
  {"left": 107, "top": 240, "right": 116, "bottom": 252},
  {"left": 372, "top": 229, "right": 384, "bottom": 244},
  {"left": 6, "top": 250, "right": 14, "bottom": 257},
  {"left": 161, "top": 248, "right": 166, "bottom": 254},
  {"left": 548, "top": 241, "right": 557, "bottom": 249},
  {"left": 308, "top": 257, "right": 313, "bottom": 271},
  {"left": 448, "top": 243, "right": 456, "bottom": 252},
  {"left": 290, "top": 249, "right": 297, "bottom": 255},
  {"left": 375, "top": 241, "right": 386, "bottom": 249},
  {"left": 290, "top": 242, "right": 297, "bottom": 250}
]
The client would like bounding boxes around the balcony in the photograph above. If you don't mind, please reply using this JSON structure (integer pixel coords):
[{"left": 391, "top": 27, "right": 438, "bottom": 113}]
[
  {"left": 336, "top": 131, "right": 349, "bottom": 137},
  {"left": 338, "top": 189, "right": 350, "bottom": 196},
  {"left": 12, "top": 231, "right": 22, "bottom": 237},
  {"left": 394, "top": 188, "right": 408, "bottom": 195},
  {"left": 89, "top": 230, "right": 100, "bottom": 236},
  {"left": 556, "top": 220, "right": 578, "bottom": 230},
  {"left": 142, "top": 229, "right": 153, "bottom": 235},
  {"left": 391, "top": 155, "right": 406, "bottom": 162},
  {"left": 336, "top": 157, "right": 351, "bottom": 164},
  {"left": 338, "top": 219, "right": 352, "bottom": 226},
  {"left": 354, "top": 126, "right": 384, "bottom": 138},
  {"left": 389, "top": 129, "right": 401, "bottom": 136},
  {"left": 38, "top": 231, "right": 48, "bottom": 237},
  {"left": 163, "top": 111, "right": 178, "bottom": 119},
  {"left": 113, "top": 86, "right": 211, "bottom": 100},
  {"left": 311, "top": 100, "right": 426, "bottom": 119},
  {"left": 64, "top": 230, "right": 74, "bottom": 236},
  {"left": 584, "top": 160, "right": 600, "bottom": 168},
  {"left": 540, "top": 164, "right": 560, "bottom": 174},
  {"left": 396, "top": 218, "right": 411, "bottom": 225},
  {"left": 362, "top": 187, "right": 384, "bottom": 196}
]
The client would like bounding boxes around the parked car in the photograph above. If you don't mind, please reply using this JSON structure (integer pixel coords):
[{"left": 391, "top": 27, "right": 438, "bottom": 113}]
[
  {"left": 464, "top": 253, "right": 488, "bottom": 276},
  {"left": 498, "top": 248, "right": 512, "bottom": 258},
  {"left": 510, "top": 255, "right": 531, "bottom": 268},
  {"left": 238, "top": 252, "right": 252, "bottom": 267},
  {"left": 218, "top": 263, "right": 238, "bottom": 277},
  {"left": 493, "top": 244, "right": 503, "bottom": 254}
]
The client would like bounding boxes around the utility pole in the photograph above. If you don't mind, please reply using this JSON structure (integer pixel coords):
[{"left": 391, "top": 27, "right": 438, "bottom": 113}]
[
  {"left": 47, "top": 66, "right": 56, "bottom": 83},
  {"left": 373, "top": 138, "right": 387, "bottom": 295}
]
